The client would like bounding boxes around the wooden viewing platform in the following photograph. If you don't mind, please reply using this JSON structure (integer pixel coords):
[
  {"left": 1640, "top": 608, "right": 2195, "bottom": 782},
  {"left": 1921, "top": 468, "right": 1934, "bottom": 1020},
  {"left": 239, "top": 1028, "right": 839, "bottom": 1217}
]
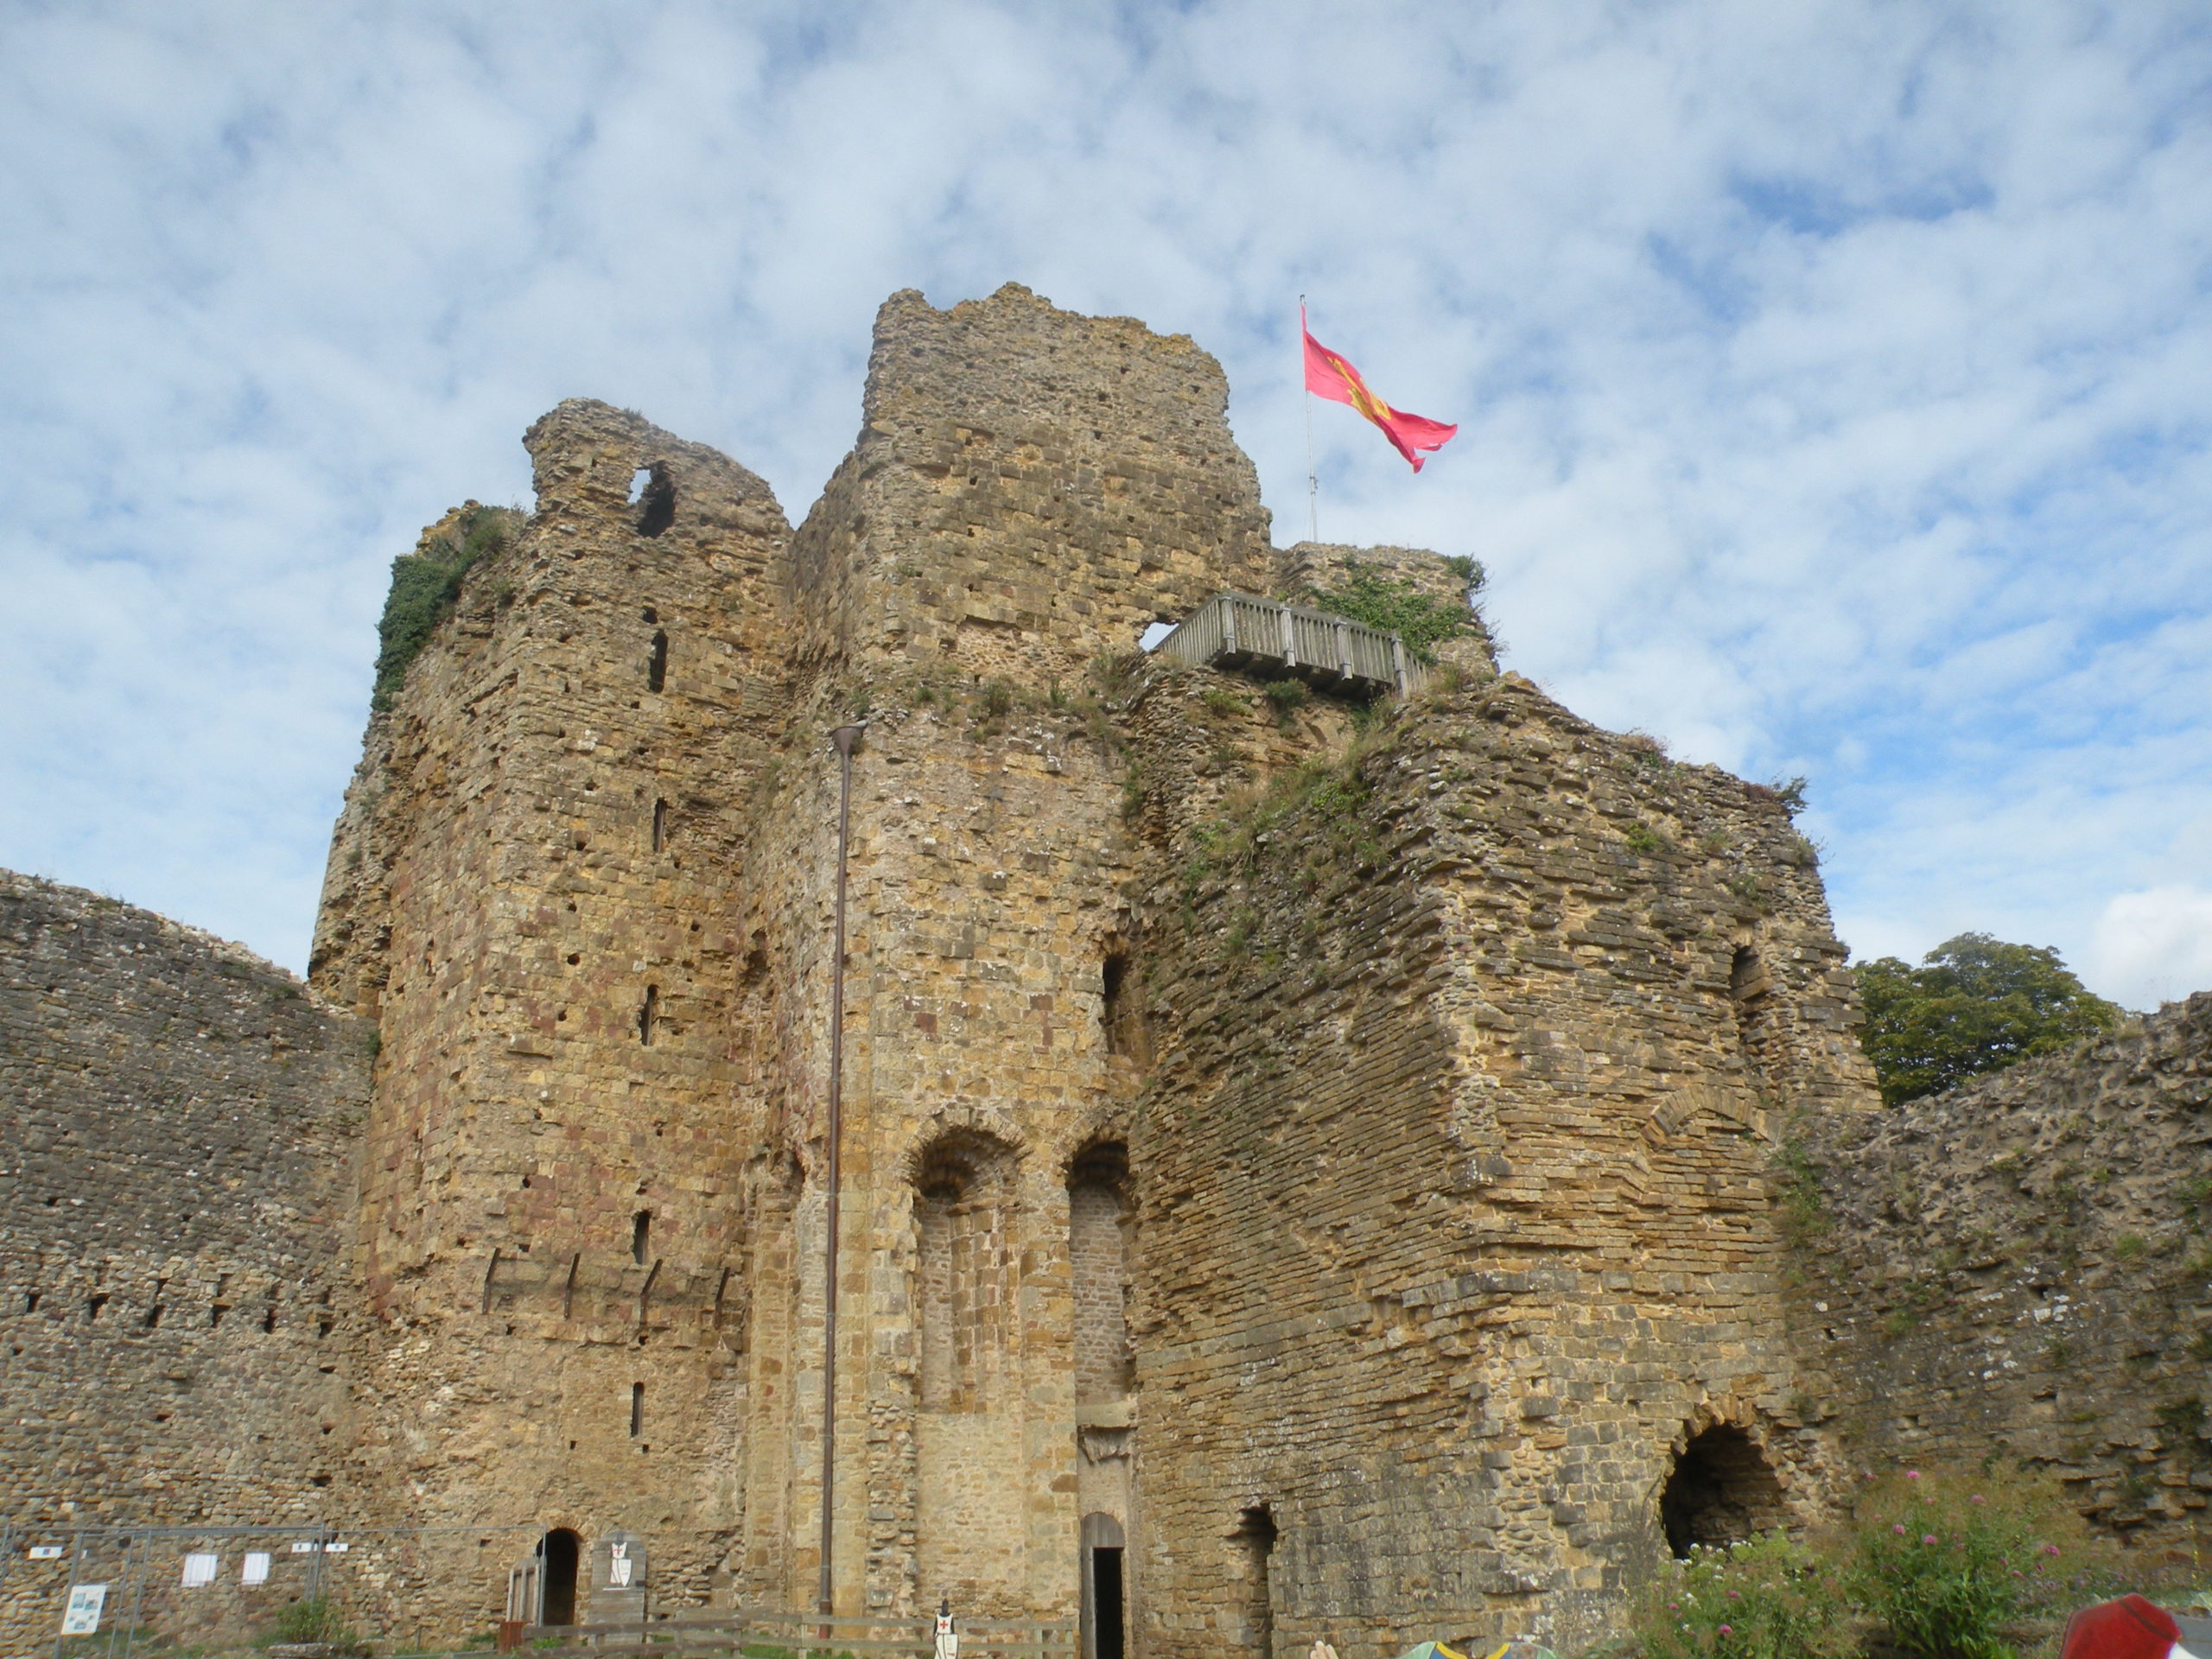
[{"left": 1151, "top": 591, "right": 1422, "bottom": 696}]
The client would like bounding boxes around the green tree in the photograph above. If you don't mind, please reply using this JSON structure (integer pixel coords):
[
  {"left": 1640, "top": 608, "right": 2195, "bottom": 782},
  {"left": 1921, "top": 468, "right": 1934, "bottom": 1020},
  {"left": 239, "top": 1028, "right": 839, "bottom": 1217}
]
[{"left": 1855, "top": 932, "right": 2122, "bottom": 1107}]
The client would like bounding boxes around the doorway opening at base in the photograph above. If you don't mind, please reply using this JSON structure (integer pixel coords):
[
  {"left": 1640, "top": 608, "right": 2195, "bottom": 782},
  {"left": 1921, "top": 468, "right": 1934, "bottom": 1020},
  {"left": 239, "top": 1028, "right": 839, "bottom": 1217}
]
[
  {"left": 537, "top": 1527, "right": 582, "bottom": 1624},
  {"left": 1081, "top": 1511, "right": 1126, "bottom": 1659},
  {"left": 1661, "top": 1424, "right": 1784, "bottom": 1558}
]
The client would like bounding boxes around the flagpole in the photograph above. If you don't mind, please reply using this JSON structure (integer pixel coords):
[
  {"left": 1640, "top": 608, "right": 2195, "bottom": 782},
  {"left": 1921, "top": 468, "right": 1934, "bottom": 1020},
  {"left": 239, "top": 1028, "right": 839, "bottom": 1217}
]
[{"left": 1300, "top": 295, "right": 1319, "bottom": 543}]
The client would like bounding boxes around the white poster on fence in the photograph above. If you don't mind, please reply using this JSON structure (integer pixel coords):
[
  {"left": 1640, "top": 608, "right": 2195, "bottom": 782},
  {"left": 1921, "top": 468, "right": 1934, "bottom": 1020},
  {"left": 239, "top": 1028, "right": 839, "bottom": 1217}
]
[
  {"left": 60, "top": 1583, "right": 106, "bottom": 1635},
  {"left": 181, "top": 1553, "right": 219, "bottom": 1588},
  {"left": 242, "top": 1552, "right": 270, "bottom": 1585}
]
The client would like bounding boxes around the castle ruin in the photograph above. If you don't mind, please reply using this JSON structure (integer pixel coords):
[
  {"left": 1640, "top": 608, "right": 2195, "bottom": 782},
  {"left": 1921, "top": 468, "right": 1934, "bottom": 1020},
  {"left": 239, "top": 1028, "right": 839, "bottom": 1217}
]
[{"left": 5, "top": 284, "right": 2207, "bottom": 1656}]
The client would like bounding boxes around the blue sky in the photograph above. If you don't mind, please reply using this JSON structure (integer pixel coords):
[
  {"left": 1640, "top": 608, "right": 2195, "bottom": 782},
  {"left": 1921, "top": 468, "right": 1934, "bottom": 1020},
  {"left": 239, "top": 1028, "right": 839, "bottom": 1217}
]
[{"left": 3, "top": 0, "right": 2210, "bottom": 1007}]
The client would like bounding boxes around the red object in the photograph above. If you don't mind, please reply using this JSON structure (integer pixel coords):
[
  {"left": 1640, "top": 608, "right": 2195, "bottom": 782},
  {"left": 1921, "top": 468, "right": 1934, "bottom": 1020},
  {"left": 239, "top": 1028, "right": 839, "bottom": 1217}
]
[
  {"left": 1301, "top": 306, "right": 1459, "bottom": 472},
  {"left": 2061, "top": 1594, "right": 2182, "bottom": 1659}
]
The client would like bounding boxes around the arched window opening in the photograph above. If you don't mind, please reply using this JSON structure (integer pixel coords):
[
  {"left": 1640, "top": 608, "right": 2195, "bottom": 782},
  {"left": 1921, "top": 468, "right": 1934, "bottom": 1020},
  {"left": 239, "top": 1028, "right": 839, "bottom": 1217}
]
[
  {"left": 647, "top": 630, "right": 669, "bottom": 693},
  {"left": 1660, "top": 1424, "right": 1785, "bottom": 1558},
  {"left": 914, "top": 1131, "right": 1017, "bottom": 1414},
  {"left": 1101, "top": 953, "right": 1152, "bottom": 1066},
  {"left": 1068, "top": 1141, "right": 1134, "bottom": 1405},
  {"left": 632, "top": 1211, "right": 652, "bottom": 1265},
  {"left": 1081, "top": 1512, "right": 1127, "bottom": 1659},
  {"left": 630, "top": 1382, "right": 645, "bottom": 1439},
  {"left": 1230, "top": 1505, "right": 1277, "bottom": 1659},
  {"left": 636, "top": 463, "right": 676, "bottom": 537},
  {"left": 537, "top": 1528, "right": 582, "bottom": 1625},
  {"left": 652, "top": 798, "right": 668, "bottom": 853},
  {"left": 639, "top": 986, "right": 658, "bottom": 1046}
]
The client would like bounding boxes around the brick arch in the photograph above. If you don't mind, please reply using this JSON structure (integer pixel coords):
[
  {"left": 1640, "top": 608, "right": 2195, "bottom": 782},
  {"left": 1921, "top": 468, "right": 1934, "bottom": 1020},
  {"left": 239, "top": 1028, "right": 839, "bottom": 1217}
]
[{"left": 910, "top": 1127, "right": 1022, "bottom": 1414}]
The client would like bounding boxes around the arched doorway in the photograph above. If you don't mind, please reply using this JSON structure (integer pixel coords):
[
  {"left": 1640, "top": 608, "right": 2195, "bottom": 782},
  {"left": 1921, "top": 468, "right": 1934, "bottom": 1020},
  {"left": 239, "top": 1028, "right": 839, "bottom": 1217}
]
[
  {"left": 1080, "top": 1511, "right": 1126, "bottom": 1659},
  {"left": 537, "top": 1528, "right": 582, "bottom": 1625},
  {"left": 1659, "top": 1426, "right": 1784, "bottom": 1557}
]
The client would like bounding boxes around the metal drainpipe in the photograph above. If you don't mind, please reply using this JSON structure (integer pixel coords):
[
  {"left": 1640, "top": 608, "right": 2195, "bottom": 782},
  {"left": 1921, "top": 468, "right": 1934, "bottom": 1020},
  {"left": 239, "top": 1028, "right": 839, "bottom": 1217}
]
[{"left": 819, "top": 721, "right": 865, "bottom": 1618}]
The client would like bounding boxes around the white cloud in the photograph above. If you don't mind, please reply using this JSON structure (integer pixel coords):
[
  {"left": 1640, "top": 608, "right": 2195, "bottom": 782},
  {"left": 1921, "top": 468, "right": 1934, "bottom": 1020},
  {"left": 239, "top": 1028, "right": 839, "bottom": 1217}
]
[
  {"left": 0, "top": 0, "right": 2209, "bottom": 998},
  {"left": 2092, "top": 887, "right": 2212, "bottom": 1012}
]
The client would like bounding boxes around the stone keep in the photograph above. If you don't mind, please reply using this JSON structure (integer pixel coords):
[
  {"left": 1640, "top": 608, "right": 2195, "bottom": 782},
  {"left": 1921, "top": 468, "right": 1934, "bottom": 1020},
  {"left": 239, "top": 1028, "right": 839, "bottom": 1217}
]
[
  {"left": 301, "top": 283, "right": 1886, "bottom": 1654},
  {"left": 3, "top": 283, "right": 1938, "bottom": 1656}
]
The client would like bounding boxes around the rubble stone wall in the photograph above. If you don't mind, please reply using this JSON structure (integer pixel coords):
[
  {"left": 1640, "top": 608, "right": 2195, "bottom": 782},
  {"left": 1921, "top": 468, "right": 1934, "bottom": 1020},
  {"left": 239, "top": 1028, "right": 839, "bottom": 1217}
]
[
  {"left": 1122, "top": 671, "right": 1877, "bottom": 1659},
  {"left": 307, "top": 400, "right": 796, "bottom": 1622},
  {"left": 1796, "top": 992, "right": 2212, "bottom": 1556},
  {"left": 0, "top": 873, "right": 371, "bottom": 1649}
]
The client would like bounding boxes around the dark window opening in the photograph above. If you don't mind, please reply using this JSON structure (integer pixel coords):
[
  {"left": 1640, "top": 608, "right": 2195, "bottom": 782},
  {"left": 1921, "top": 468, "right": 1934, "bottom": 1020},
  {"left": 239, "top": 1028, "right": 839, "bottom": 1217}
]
[
  {"left": 538, "top": 1528, "right": 581, "bottom": 1625},
  {"left": 630, "top": 1381, "right": 645, "bottom": 1438},
  {"left": 636, "top": 464, "right": 676, "bottom": 537},
  {"left": 632, "top": 1211, "right": 652, "bottom": 1265},
  {"left": 641, "top": 606, "right": 658, "bottom": 624},
  {"left": 1231, "top": 1505, "right": 1277, "bottom": 1659},
  {"left": 263, "top": 1304, "right": 278, "bottom": 1333},
  {"left": 639, "top": 985, "right": 658, "bottom": 1046},
  {"left": 143, "top": 1302, "right": 163, "bottom": 1329},
  {"left": 1730, "top": 945, "right": 1772, "bottom": 1003},
  {"left": 1101, "top": 951, "right": 1152, "bottom": 1065},
  {"left": 1660, "top": 1424, "right": 1785, "bottom": 1558},
  {"left": 1082, "top": 1513, "right": 1127, "bottom": 1659},
  {"left": 23, "top": 1292, "right": 40, "bottom": 1314},
  {"left": 210, "top": 1302, "right": 229, "bottom": 1327},
  {"left": 652, "top": 798, "right": 668, "bottom": 853},
  {"left": 86, "top": 1294, "right": 109, "bottom": 1321},
  {"left": 647, "top": 629, "right": 668, "bottom": 693}
]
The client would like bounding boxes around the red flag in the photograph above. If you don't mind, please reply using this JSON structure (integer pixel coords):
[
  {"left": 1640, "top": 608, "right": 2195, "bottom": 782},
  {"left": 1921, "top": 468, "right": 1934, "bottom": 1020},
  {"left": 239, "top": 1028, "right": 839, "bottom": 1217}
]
[{"left": 1301, "top": 306, "right": 1458, "bottom": 472}]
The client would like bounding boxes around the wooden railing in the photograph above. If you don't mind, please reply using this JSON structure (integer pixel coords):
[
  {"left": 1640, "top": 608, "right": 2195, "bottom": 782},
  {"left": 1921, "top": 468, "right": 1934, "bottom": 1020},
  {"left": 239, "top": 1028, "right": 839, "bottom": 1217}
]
[
  {"left": 1152, "top": 591, "right": 1421, "bottom": 696},
  {"left": 515, "top": 1607, "right": 1079, "bottom": 1657}
]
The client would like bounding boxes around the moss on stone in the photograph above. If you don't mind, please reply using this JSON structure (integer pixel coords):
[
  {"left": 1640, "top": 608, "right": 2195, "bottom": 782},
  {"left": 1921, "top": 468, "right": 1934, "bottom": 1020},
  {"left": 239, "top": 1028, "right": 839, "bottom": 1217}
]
[{"left": 370, "top": 503, "right": 524, "bottom": 712}]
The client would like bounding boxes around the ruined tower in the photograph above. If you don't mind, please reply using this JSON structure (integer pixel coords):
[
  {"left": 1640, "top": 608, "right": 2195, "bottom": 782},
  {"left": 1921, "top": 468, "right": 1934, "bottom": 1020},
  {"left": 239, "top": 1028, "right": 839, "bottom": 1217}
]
[{"left": 302, "top": 283, "right": 1884, "bottom": 1653}]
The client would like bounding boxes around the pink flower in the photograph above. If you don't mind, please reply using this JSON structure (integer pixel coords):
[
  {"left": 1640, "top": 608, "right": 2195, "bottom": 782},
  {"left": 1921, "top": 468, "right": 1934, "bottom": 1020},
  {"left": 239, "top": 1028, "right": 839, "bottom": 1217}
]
[
  {"left": 2044, "top": 1544, "right": 2061, "bottom": 1556},
  {"left": 1970, "top": 1494, "right": 1986, "bottom": 1504},
  {"left": 1718, "top": 1626, "right": 1732, "bottom": 1637},
  {"left": 1893, "top": 1523, "right": 1908, "bottom": 1535},
  {"left": 1904, "top": 1470, "right": 1922, "bottom": 1480},
  {"left": 1923, "top": 1535, "right": 1938, "bottom": 1546},
  {"left": 1728, "top": 1591, "right": 1741, "bottom": 1599}
]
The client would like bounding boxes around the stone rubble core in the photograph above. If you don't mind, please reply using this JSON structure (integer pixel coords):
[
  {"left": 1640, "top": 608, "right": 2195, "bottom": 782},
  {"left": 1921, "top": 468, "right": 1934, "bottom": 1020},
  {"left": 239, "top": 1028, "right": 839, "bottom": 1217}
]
[{"left": 16, "top": 282, "right": 2188, "bottom": 1657}]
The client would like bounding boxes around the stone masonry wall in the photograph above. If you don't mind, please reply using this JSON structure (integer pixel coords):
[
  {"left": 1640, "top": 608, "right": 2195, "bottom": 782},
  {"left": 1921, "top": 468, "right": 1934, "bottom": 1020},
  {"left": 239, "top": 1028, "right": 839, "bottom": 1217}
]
[
  {"left": 308, "top": 399, "right": 795, "bottom": 1628},
  {"left": 729, "top": 284, "right": 1294, "bottom": 1620},
  {"left": 1121, "top": 668, "right": 1878, "bottom": 1659},
  {"left": 1795, "top": 991, "right": 2212, "bottom": 1556},
  {"left": 0, "top": 872, "right": 371, "bottom": 1650}
]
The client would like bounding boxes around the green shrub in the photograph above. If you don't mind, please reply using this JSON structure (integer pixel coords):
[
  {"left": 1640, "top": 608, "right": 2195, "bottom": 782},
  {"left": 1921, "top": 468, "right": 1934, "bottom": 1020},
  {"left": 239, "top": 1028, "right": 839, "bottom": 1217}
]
[
  {"left": 269, "top": 1593, "right": 359, "bottom": 1645},
  {"left": 1296, "top": 560, "right": 1479, "bottom": 665},
  {"left": 372, "top": 503, "right": 525, "bottom": 711},
  {"left": 1262, "top": 678, "right": 1311, "bottom": 719},
  {"left": 1849, "top": 1467, "right": 2092, "bottom": 1659},
  {"left": 1626, "top": 1531, "right": 1854, "bottom": 1659}
]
